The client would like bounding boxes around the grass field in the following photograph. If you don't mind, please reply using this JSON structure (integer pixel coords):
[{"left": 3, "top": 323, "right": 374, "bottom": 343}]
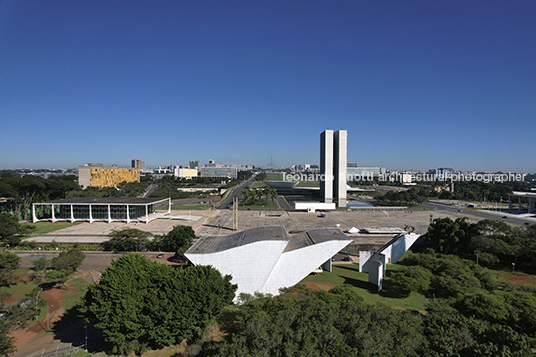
[
  {"left": 300, "top": 264, "right": 429, "bottom": 311},
  {"left": 250, "top": 182, "right": 267, "bottom": 188},
  {"left": 24, "top": 222, "right": 80, "bottom": 235},
  {"left": 239, "top": 200, "right": 278, "bottom": 210},
  {"left": 295, "top": 181, "right": 319, "bottom": 188},
  {"left": 2, "top": 279, "right": 39, "bottom": 302},
  {"left": 170, "top": 203, "right": 213, "bottom": 210},
  {"left": 62, "top": 276, "right": 89, "bottom": 310},
  {"left": 264, "top": 173, "right": 284, "bottom": 181}
]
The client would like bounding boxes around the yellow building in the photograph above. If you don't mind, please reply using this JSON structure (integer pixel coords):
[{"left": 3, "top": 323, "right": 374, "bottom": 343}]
[{"left": 78, "top": 164, "right": 140, "bottom": 188}]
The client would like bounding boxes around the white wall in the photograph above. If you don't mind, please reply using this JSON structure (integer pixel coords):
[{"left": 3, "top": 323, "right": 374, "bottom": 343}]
[
  {"left": 294, "top": 202, "right": 336, "bottom": 211},
  {"left": 261, "top": 239, "right": 352, "bottom": 295},
  {"left": 185, "top": 240, "right": 288, "bottom": 297},
  {"left": 359, "top": 251, "right": 374, "bottom": 272}
]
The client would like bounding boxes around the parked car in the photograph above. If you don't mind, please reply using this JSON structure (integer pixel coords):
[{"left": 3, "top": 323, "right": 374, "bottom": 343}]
[{"left": 157, "top": 253, "right": 164, "bottom": 258}]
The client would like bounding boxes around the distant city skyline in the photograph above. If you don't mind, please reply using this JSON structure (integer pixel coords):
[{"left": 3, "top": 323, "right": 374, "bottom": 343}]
[{"left": 1, "top": 1, "right": 535, "bottom": 172}]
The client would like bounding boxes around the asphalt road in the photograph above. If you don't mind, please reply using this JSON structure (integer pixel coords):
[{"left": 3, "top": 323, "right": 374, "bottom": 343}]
[{"left": 216, "top": 176, "right": 257, "bottom": 209}]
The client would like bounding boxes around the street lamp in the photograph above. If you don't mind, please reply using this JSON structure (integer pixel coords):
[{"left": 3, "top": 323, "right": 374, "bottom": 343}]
[
  {"left": 512, "top": 263, "right": 515, "bottom": 274},
  {"left": 47, "top": 304, "right": 53, "bottom": 330},
  {"left": 85, "top": 324, "right": 88, "bottom": 351},
  {"left": 35, "top": 288, "right": 42, "bottom": 321}
]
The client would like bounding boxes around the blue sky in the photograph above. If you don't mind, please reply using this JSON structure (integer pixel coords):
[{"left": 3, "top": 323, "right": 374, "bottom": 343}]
[{"left": 1, "top": 0, "right": 534, "bottom": 172}]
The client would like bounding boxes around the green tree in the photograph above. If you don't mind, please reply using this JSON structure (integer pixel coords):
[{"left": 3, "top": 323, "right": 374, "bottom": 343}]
[
  {"left": 0, "top": 252, "right": 20, "bottom": 288},
  {"left": 389, "top": 265, "right": 433, "bottom": 297},
  {"left": 50, "top": 248, "right": 85, "bottom": 273},
  {"left": 152, "top": 225, "right": 195, "bottom": 254},
  {"left": 426, "top": 217, "right": 476, "bottom": 254},
  {"left": 80, "top": 254, "right": 236, "bottom": 355},
  {"left": 32, "top": 257, "right": 48, "bottom": 272},
  {"left": 0, "top": 320, "right": 15, "bottom": 357},
  {"left": 104, "top": 228, "right": 151, "bottom": 252},
  {"left": 0, "top": 213, "right": 33, "bottom": 246},
  {"left": 0, "top": 252, "right": 20, "bottom": 271}
]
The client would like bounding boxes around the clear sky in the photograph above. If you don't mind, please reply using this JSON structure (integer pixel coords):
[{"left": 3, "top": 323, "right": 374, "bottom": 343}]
[{"left": 1, "top": 0, "right": 534, "bottom": 172}]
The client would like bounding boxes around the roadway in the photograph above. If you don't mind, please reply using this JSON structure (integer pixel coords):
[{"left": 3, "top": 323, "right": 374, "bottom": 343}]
[
  {"left": 216, "top": 176, "right": 257, "bottom": 209},
  {"left": 422, "top": 201, "right": 534, "bottom": 226}
]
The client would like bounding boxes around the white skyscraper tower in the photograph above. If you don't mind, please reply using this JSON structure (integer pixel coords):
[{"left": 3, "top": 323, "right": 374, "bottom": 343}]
[{"left": 320, "top": 129, "right": 347, "bottom": 207}]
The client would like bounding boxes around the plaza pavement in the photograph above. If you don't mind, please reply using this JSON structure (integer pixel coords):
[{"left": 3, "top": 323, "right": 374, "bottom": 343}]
[{"left": 26, "top": 207, "right": 479, "bottom": 244}]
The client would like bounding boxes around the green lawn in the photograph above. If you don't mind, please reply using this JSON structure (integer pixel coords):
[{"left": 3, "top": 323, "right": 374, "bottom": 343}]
[
  {"left": 1, "top": 279, "right": 39, "bottom": 302},
  {"left": 171, "top": 203, "right": 213, "bottom": 210},
  {"left": 300, "top": 264, "right": 429, "bottom": 311},
  {"left": 264, "top": 173, "right": 284, "bottom": 181},
  {"left": 61, "top": 276, "right": 89, "bottom": 310},
  {"left": 24, "top": 222, "right": 80, "bottom": 235},
  {"left": 250, "top": 182, "right": 267, "bottom": 188},
  {"left": 239, "top": 200, "right": 279, "bottom": 210},
  {"left": 295, "top": 181, "right": 319, "bottom": 188}
]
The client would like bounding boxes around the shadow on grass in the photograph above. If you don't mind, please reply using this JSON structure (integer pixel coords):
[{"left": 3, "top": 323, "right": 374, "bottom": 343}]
[
  {"left": 341, "top": 276, "right": 377, "bottom": 293},
  {"left": 333, "top": 264, "right": 361, "bottom": 273},
  {"left": 51, "top": 305, "right": 104, "bottom": 352}
]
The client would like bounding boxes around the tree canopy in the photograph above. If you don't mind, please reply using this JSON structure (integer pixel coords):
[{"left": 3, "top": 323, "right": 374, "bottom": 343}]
[
  {"left": 150, "top": 225, "right": 195, "bottom": 253},
  {"left": 80, "top": 254, "right": 236, "bottom": 355},
  {"left": 104, "top": 228, "right": 151, "bottom": 252}
]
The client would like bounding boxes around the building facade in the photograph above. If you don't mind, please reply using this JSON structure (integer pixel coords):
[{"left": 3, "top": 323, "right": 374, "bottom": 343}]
[
  {"left": 199, "top": 167, "right": 238, "bottom": 179},
  {"left": 131, "top": 158, "right": 146, "bottom": 169},
  {"left": 320, "top": 130, "right": 347, "bottom": 207},
  {"left": 78, "top": 164, "right": 140, "bottom": 188},
  {"left": 174, "top": 167, "right": 198, "bottom": 179}
]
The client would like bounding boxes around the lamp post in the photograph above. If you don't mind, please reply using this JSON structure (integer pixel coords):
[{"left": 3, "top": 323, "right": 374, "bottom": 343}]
[
  {"left": 35, "top": 288, "right": 42, "bottom": 321},
  {"left": 512, "top": 262, "right": 515, "bottom": 274},
  {"left": 85, "top": 324, "right": 88, "bottom": 351},
  {"left": 47, "top": 304, "right": 53, "bottom": 330}
]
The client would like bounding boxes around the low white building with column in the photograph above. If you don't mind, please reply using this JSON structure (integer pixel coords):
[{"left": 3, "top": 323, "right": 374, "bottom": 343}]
[
  {"left": 185, "top": 226, "right": 352, "bottom": 298},
  {"left": 508, "top": 191, "right": 536, "bottom": 214},
  {"left": 32, "top": 197, "right": 171, "bottom": 224}
]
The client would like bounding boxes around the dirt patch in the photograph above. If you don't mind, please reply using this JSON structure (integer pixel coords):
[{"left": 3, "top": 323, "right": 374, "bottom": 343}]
[
  {"left": 507, "top": 272, "right": 536, "bottom": 285},
  {"left": 305, "top": 283, "right": 333, "bottom": 291},
  {"left": 9, "top": 277, "right": 83, "bottom": 356}
]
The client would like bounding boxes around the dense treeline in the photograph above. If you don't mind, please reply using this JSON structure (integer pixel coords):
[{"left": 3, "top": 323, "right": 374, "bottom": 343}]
[
  {"left": 377, "top": 180, "right": 524, "bottom": 205},
  {"left": 150, "top": 171, "right": 253, "bottom": 199},
  {"left": 0, "top": 175, "right": 78, "bottom": 220},
  {"left": 391, "top": 252, "right": 536, "bottom": 339},
  {"left": 0, "top": 248, "right": 85, "bottom": 356},
  {"left": 80, "top": 254, "right": 236, "bottom": 355},
  {"left": 427, "top": 217, "right": 536, "bottom": 272},
  {"left": 201, "top": 285, "right": 534, "bottom": 356},
  {"left": 103, "top": 225, "right": 195, "bottom": 256}
]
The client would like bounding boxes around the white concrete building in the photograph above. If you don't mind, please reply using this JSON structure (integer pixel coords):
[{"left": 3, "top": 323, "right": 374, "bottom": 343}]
[
  {"left": 320, "top": 130, "right": 347, "bottom": 207},
  {"left": 185, "top": 226, "right": 352, "bottom": 298},
  {"left": 174, "top": 167, "right": 198, "bottom": 179},
  {"left": 359, "top": 233, "right": 420, "bottom": 291}
]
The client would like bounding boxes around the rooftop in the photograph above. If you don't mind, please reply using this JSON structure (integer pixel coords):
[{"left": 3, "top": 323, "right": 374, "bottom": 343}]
[
  {"left": 187, "top": 225, "right": 351, "bottom": 254},
  {"left": 34, "top": 197, "right": 169, "bottom": 205}
]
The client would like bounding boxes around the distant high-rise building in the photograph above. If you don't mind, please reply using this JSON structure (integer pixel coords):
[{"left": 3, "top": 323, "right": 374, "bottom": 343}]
[
  {"left": 189, "top": 160, "right": 200, "bottom": 170},
  {"left": 320, "top": 130, "right": 347, "bottom": 207},
  {"left": 131, "top": 158, "right": 145, "bottom": 169},
  {"left": 79, "top": 164, "right": 140, "bottom": 189}
]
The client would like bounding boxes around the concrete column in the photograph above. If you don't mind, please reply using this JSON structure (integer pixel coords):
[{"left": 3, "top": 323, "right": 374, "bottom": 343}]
[
  {"left": 108, "top": 205, "right": 112, "bottom": 223},
  {"left": 145, "top": 204, "right": 149, "bottom": 224},
  {"left": 32, "top": 204, "right": 37, "bottom": 223},
  {"left": 126, "top": 204, "right": 130, "bottom": 223},
  {"left": 89, "top": 204, "right": 93, "bottom": 223},
  {"left": 509, "top": 195, "right": 513, "bottom": 211},
  {"left": 518, "top": 196, "right": 522, "bottom": 213},
  {"left": 70, "top": 204, "right": 75, "bottom": 223},
  {"left": 168, "top": 198, "right": 171, "bottom": 214},
  {"left": 51, "top": 204, "right": 56, "bottom": 223}
]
